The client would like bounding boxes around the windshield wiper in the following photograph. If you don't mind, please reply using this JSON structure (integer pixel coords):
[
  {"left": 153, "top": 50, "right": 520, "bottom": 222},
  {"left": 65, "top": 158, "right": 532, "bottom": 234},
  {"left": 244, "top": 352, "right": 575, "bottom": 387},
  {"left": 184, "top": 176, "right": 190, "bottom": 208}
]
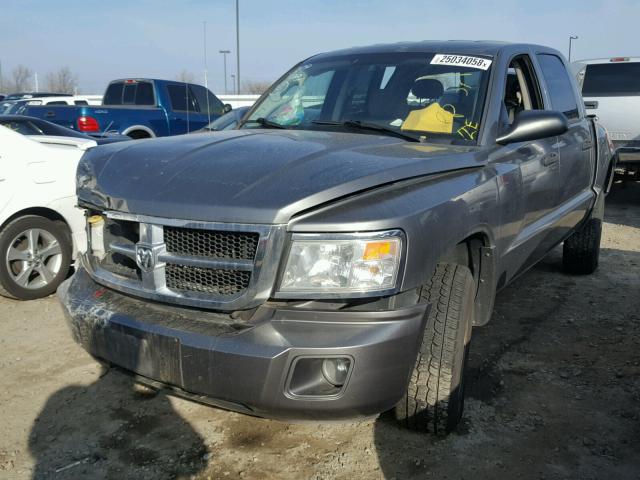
[
  {"left": 312, "top": 120, "right": 422, "bottom": 142},
  {"left": 254, "top": 117, "right": 289, "bottom": 129}
]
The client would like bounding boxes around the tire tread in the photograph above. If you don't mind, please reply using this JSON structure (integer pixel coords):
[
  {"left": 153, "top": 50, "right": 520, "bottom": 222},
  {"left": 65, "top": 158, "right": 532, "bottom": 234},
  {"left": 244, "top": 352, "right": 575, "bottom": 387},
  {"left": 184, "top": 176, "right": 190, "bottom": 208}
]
[{"left": 396, "top": 263, "right": 474, "bottom": 435}]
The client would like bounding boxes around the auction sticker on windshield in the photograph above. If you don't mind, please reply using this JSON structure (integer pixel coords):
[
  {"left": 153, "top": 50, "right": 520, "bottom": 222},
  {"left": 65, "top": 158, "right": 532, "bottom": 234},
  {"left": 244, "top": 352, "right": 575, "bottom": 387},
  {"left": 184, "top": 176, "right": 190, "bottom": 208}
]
[{"left": 430, "top": 54, "right": 492, "bottom": 70}]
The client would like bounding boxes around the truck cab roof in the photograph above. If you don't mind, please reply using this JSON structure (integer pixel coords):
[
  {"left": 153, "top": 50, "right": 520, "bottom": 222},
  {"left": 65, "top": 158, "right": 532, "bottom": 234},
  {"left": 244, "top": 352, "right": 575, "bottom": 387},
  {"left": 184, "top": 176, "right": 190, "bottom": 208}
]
[{"left": 310, "top": 40, "right": 562, "bottom": 60}]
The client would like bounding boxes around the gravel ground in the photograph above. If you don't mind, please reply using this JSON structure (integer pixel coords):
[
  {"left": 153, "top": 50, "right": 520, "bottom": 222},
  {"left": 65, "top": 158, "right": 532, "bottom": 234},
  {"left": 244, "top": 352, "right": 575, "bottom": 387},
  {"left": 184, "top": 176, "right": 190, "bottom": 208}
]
[{"left": 1, "top": 181, "right": 639, "bottom": 480}]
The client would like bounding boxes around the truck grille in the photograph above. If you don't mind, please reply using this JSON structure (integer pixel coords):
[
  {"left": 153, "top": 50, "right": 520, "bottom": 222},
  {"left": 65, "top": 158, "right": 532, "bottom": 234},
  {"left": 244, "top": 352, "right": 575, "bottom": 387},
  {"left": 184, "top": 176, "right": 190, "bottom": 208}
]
[
  {"left": 165, "top": 264, "right": 251, "bottom": 295},
  {"left": 164, "top": 227, "right": 259, "bottom": 260},
  {"left": 87, "top": 212, "right": 285, "bottom": 310}
]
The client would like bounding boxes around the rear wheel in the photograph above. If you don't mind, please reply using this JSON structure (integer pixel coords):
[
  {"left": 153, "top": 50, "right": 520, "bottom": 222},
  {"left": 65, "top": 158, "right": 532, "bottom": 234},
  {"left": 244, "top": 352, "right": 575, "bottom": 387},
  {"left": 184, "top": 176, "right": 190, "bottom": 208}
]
[
  {"left": 0, "top": 215, "right": 72, "bottom": 300},
  {"left": 395, "top": 263, "right": 475, "bottom": 435},
  {"left": 563, "top": 217, "right": 602, "bottom": 275}
]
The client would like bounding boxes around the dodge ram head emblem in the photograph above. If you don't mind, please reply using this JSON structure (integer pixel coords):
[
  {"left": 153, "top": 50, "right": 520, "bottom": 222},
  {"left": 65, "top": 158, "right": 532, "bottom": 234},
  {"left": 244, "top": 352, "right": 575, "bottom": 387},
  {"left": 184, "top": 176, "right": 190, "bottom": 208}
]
[{"left": 135, "top": 245, "right": 155, "bottom": 271}]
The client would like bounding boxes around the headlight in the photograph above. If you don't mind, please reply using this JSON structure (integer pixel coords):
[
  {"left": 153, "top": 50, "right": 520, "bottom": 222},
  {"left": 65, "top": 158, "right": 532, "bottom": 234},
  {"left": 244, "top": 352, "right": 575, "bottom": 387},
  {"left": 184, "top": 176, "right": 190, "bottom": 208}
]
[{"left": 278, "top": 231, "right": 403, "bottom": 295}]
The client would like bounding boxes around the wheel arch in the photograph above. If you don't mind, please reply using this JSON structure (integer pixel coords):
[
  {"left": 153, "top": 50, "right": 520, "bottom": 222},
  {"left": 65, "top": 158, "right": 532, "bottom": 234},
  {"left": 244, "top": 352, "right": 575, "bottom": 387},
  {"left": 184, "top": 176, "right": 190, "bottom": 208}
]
[
  {"left": 438, "top": 228, "right": 497, "bottom": 327},
  {"left": 122, "top": 125, "right": 155, "bottom": 139},
  {"left": 1, "top": 206, "right": 71, "bottom": 232}
]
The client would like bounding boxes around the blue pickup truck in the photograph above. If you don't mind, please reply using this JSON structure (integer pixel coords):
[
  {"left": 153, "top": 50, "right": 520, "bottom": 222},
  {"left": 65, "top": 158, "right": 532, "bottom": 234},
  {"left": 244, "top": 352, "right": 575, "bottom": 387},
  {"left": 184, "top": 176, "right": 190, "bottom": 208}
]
[{"left": 23, "top": 78, "right": 229, "bottom": 139}]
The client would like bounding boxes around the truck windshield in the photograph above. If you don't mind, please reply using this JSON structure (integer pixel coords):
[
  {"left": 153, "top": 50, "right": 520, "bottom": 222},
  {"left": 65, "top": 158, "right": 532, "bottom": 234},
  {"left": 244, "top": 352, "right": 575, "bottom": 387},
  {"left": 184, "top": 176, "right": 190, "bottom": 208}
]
[
  {"left": 582, "top": 62, "right": 640, "bottom": 97},
  {"left": 242, "top": 52, "right": 492, "bottom": 144}
]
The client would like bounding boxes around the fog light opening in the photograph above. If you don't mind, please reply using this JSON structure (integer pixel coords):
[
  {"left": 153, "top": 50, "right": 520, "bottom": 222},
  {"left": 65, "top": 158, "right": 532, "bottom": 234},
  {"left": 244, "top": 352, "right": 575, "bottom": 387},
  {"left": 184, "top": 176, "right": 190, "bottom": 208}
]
[
  {"left": 321, "top": 358, "right": 351, "bottom": 387},
  {"left": 287, "top": 356, "right": 353, "bottom": 397}
]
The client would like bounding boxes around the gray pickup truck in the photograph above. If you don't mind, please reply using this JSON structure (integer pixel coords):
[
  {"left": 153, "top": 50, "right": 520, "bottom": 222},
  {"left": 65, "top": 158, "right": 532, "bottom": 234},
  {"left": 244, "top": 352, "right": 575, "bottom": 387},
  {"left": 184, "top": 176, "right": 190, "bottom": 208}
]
[{"left": 60, "top": 41, "right": 613, "bottom": 435}]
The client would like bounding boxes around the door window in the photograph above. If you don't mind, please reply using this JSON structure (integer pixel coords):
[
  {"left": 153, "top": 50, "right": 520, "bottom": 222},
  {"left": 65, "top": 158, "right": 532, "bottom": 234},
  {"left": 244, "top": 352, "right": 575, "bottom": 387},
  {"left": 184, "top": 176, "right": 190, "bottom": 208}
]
[
  {"left": 502, "top": 55, "right": 544, "bottom": 124},
  {"left": 536, "top": 54, "right": 580, "bottom": 120},
  {"left": 167, "top": 84, "right": 200, "bottom": 112},
  {"left": 191, "top": 85, "right": 224, "bottom": 116}
]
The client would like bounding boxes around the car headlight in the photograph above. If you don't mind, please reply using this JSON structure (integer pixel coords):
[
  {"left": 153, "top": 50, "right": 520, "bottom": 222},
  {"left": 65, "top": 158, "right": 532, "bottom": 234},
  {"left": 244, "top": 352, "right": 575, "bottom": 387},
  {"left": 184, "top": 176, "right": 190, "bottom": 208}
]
[{"left": 278, "top": 231, "right": 403, "bottom": 295}]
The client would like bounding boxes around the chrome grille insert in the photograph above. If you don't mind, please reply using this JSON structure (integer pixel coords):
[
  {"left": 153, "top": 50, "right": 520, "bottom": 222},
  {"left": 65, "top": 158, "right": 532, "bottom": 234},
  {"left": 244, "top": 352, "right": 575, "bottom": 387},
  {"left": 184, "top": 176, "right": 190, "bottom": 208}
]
[{"left": 85, "top": 211, "right": 286, "bottom": 311}]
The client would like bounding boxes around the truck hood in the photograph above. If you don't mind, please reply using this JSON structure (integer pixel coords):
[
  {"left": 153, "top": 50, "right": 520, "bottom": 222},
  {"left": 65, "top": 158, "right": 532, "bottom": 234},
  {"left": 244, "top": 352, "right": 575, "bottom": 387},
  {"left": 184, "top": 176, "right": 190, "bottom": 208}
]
[{"left": 77, "top": 129, "right": 484, "bottom": 224}]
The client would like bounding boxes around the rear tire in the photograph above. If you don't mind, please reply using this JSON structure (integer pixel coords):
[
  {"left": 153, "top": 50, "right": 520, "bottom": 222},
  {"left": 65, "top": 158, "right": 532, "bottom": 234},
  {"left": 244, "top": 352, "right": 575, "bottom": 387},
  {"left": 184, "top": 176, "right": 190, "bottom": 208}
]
[
  {"left": 395, "top": 263, "right": 475, "bottom": 435},
  {"left": 0, "top": 215, "right": 72, "bottom": 300},
  {"left": 563, "top": 217, "right": 602, "bottom": 275}
]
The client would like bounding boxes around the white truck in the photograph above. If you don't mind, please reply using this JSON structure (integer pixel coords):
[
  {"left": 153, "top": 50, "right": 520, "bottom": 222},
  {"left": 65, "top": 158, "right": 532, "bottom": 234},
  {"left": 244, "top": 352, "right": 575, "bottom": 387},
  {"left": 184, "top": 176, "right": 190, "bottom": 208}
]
[{"left": 573, "top": 56, "right": 640, "bottom": 178}]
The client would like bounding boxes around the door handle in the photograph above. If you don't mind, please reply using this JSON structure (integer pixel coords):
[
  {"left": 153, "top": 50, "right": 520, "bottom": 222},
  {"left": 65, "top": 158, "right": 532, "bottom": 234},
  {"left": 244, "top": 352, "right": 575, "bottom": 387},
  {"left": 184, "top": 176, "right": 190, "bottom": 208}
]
[
  {"left": 584, "top": 101, "right": 599, "bottom": 110},
  {"left": 542, "top": 152, "right": 559, "bottom": 166},
  {"left": 44, "top": 111, "right": 55, "bottom": 118},
  {"left": 582, "top": 140, "right": 593, "bottom": 151}
]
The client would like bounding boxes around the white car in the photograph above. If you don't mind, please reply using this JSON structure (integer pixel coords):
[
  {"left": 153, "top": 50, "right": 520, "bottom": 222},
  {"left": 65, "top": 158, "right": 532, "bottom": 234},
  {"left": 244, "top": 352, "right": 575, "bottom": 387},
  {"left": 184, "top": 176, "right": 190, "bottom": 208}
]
[{"left": 0, "top": 125, "right": 95, "bottom": 299}]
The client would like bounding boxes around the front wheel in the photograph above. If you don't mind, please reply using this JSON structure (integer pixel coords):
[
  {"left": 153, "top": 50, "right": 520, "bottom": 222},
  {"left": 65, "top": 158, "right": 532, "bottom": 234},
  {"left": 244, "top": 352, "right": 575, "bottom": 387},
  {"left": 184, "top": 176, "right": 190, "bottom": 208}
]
[
  {"left": 0, "top": 215, "right": 72, "bottom": 300},
  {"left": 395, "top": 263, "right": 475, "bottom": 435}
]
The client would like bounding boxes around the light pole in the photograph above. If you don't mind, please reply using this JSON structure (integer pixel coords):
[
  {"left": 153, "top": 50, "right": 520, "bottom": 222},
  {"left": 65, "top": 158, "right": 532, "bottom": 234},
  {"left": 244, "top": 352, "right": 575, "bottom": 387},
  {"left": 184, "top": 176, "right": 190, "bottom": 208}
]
[
  {"left": 568, "top": 35, "right": 578, "bottom": 62},
  {"left": 219, "top": 50, "right": 231, "bottom": 94},
  {"left": 236, "top": 0, "right": 240, "bottom": 94},
  {"left": 230, "top": 74, "right": 236, "bottom": 95}
]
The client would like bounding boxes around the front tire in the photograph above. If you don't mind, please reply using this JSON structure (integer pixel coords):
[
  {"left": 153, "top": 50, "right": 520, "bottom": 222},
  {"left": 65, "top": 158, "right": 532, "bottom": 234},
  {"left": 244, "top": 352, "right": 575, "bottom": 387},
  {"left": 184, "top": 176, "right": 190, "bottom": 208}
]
[
  {"left": 395, "top": 263, "right": 475, "bottom": 435},
  {"left": 563, "top": 217, "right": 602, "bottom": 275},
  {"left": 0, "top": 215, "right": 72, "bottom": 300}
]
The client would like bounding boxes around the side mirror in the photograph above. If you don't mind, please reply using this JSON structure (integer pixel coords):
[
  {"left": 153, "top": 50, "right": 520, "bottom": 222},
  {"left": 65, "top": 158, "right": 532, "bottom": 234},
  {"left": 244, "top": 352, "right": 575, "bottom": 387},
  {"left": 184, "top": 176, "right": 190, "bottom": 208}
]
[
  {"left": 224, "top": 103, "right": 232, "bottom": 113},
  {"left": 496, "top": 110, "right": 568, "bottom": 145}
]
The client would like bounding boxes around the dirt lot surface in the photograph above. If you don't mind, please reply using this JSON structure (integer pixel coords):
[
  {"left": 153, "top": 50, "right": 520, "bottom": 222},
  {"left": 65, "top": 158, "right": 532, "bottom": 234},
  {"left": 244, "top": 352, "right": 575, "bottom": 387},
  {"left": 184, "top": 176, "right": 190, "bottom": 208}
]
[{"left": 1, "top": 181, "right": 639, "bottom": 480}]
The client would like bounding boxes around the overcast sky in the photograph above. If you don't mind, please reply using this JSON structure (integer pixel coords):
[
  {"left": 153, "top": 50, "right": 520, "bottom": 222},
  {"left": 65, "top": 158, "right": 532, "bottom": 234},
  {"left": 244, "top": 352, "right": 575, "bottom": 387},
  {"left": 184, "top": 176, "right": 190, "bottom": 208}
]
[{"left": 1, "top": 0, "right": 638, "bottom": 94}]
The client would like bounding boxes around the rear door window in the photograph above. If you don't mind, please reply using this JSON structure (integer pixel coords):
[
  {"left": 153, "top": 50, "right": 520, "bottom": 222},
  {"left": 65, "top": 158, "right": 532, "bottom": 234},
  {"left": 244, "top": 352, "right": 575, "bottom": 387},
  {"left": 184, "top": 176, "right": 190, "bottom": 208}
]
[
  {"left": 167, "top": 84, "right": 200, "bottom": 112},
  {"left": 536, "top": 54, "right": 580, "bottom": 120},
  {"left": 582, "top": 62, "right": 640, "bottom": 96}
]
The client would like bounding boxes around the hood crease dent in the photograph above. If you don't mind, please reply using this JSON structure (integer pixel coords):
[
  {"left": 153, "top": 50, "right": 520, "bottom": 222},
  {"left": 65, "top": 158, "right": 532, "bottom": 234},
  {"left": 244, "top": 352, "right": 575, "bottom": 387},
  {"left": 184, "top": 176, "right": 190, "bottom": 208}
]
[{"left": 77, "top": 129, "right": 485, "bottom": 224}]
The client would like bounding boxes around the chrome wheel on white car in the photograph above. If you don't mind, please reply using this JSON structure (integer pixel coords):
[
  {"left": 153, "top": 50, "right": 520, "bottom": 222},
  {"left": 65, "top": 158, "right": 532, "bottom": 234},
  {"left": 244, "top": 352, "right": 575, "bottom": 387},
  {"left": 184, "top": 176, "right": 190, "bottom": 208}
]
[
  {"left": 6, "top": 228, "right": 63, "bottom": 289},
  {"left": 0, "top": 215, "right": 72, "bottom": 300}
]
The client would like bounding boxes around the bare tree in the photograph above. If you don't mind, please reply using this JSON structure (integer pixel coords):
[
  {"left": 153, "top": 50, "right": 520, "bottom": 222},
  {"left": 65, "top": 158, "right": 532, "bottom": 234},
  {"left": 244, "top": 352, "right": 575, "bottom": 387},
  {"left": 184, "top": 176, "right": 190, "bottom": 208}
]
[
  {"left": 11, "top": 65, "right": 33, "bottom": 92},
  {"left": 45, "top": 67, "right": 78, "bottom": 94},
  {"left": 176, "top": 70, "right": 196, "bottom": 83},
  {"left": 241, "top": 79, "right": 272, "bottom": 95}
]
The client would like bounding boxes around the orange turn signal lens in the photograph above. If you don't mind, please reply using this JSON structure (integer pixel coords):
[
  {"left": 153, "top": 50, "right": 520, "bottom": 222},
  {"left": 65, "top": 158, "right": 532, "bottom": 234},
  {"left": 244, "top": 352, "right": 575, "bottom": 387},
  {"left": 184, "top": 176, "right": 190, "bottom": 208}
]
[{"left": 363, "top": 241, "right": 397, "bottom": 260}]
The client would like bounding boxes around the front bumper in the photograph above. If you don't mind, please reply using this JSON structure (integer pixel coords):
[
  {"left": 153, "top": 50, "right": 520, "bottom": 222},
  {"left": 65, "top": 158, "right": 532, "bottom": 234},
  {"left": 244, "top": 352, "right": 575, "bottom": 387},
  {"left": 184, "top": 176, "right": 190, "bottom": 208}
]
[{"left": 58, "top": 267, "right": 427, "bottom": 420}]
